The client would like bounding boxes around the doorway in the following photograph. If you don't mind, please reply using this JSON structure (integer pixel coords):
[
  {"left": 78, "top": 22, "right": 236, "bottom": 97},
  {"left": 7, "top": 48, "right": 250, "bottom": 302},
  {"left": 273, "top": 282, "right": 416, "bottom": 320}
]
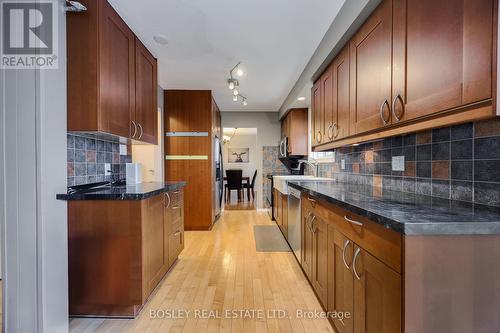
[{"left": 222, "top": 128, "right": 258, "bottom": 211}]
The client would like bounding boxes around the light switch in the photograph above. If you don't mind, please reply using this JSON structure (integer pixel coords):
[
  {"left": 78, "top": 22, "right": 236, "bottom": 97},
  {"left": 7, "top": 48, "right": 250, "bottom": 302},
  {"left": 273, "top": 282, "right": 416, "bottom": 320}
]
[
  {"left": 392, "top": 156, "right": 405, "bottom": 171},
  {"left": 341, "top": 159, "right": 346, "bottom": 170}
]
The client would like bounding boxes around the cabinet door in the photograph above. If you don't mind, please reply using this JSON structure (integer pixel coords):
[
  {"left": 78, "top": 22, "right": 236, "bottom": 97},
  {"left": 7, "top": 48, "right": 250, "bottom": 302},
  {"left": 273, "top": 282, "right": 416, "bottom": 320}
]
[
  {"left": 98, "top": 0, "right": 135, "bottom": 138},
  {"left": 143, "top": 195, "right": 168, "bottom": 295},
  {"left": 392, "top": 0, "right": 494, "bottom": 123},
  {"left": 349, "top": 0, "right": 393, "bottom": 135},
  {"left": 311, "top": 80, "right": 322, "bottom": 147},
  {"left": 301, "top": 204, "right": 314, "bottom": 279},
  {"left": 321, "top": 66, "right": 334, "bottom": 144},
  {"left": 328, "top": 226, "right": 354, "bottom": 333},
  {"left": 353, "top": 246, "right": 401, "bottom": 333},
  {"left": 135, "top": 37, "right": 158, "bottom": 144},
  {"left": 311, "top": 214, "right": 328, "bottom": 306},
  {"left": 332, "top": 47, "right": 350, "bottom": 140}
]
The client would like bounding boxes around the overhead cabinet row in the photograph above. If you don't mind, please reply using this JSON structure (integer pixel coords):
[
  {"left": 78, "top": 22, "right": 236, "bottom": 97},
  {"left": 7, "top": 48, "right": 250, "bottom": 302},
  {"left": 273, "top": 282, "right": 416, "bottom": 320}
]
[
  {"left": 312, "top": 0, "right": 496, "bottom": 149},
  {"left": 67, "top": 0, "right": 158, "bottom": 144}
]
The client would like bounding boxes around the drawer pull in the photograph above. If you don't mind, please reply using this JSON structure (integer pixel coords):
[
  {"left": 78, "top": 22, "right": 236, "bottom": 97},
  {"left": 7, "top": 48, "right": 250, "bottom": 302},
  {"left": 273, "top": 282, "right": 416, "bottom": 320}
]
[
  {"left": 353, "top": 248, "right": 362, "bottom": 280},
  {"left": 171, "top": 205, "right": 180, "bottom": 209},
  {"left": 174, "top": 230, "right": 181, "bottom": 236},
  {"left": 342, "top": 240, "right": 351, "bottom": 269},
  {"left": 344, "top": 215, "right": 363, "bottom": 227},
  {"left": 173, "top": 191, "right": 180, "bottom": 195},
  {"left": 307, "top": 197, "right": 316, "bottom": 207},
  {"left": 164, "top": 192, "right": 171, "bottom": 208}
]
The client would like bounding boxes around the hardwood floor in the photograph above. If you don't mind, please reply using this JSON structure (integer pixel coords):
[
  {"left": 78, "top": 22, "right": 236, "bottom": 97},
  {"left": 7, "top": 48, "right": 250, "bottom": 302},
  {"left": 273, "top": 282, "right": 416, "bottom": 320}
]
[
  {"left": 224, "top": 191, "right": 256, "bottom": 211},
  {"left": 70, "top": 211, "right": 333, "bottom": 333}
]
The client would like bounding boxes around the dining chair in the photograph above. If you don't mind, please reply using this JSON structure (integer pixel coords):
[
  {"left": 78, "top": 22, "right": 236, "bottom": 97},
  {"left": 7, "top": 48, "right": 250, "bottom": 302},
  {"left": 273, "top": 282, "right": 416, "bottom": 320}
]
[
  {"left": 243, "top": 170, "right": 258, "bottom": 201},
  {"left": 225, "top": 169, "right": 243, "bottom": 202}
]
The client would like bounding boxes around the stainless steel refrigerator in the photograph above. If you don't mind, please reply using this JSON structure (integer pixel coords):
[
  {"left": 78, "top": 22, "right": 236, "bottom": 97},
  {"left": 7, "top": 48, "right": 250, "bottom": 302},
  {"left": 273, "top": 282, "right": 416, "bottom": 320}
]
[{"left": 214, "top": 136, "right": 223, "bottom": 219}]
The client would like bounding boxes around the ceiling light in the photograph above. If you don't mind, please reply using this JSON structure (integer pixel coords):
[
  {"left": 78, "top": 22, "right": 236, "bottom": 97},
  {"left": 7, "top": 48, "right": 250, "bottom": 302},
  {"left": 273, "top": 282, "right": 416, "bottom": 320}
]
[
  {"left": 233, "top": 95, "right": 238, "bottom": 102},
  {"left": 297, "top": 96, "right": 306, "bottom": 101},
  {"left": 229, "top": 81, "right": 235, "bottom": 90},
  {"left": 233, "top": 89, "right": 239, "bottom": 96},
  {"left": 236, "top": 68, "right": 244, "bottom": 77},
  {"left": 153, "top": 34, "right": 168, "bottom": 45},
  {"left": 242, "top": 99, "right": 248, "bottom": 106}
]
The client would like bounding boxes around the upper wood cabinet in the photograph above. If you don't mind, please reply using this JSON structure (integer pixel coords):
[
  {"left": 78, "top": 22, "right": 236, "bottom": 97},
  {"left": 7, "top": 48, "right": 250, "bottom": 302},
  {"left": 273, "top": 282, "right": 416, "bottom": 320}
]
[
  {"left": 311, "top": 81, "right": 322, "bottom": 147},
  {"left": 134, "top": 38, "right": 158, "bottom": 144},
  {"left": 392, "top": 0, "right": 494, "bottom": 123},
  {"left": 349, "top": 0, "right": 393, "bottom": 135},
  {"left": 281, "top": 108, "right": 308, "bottom": 156},
  {"left": 67, "top": 0, "right": 158, "bottom": 144},
  {"left": 313, "top": 0, "right": 496, "bottom": 151}
]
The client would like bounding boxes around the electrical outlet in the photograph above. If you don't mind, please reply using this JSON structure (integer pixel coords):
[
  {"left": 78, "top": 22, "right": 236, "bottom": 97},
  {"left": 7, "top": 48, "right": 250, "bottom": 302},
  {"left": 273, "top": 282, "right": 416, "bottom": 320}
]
[
  {"left": 104, "top": 163, "right": 111, "bottom": 174},
  {"left": 341, "top": 159, "right": 346, "bottom": 170},
  {"left": 392, "top": 156, "right": 405, "bottom": 171}
]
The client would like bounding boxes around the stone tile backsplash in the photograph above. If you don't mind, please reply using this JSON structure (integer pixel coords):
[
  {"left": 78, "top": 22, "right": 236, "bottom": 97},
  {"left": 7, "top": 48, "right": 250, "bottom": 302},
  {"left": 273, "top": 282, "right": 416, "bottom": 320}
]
[
  {"left": 316, "top": 118, "right": 500, "bottom": 207},
  {"left": 67, "top": 134, "right": 132, "bottom": 186}
]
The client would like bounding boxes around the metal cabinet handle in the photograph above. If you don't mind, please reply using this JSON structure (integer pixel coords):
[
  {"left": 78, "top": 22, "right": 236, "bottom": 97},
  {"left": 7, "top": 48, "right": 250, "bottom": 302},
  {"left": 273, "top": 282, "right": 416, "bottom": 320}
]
[
  {"left": 333, "top": 123, "right": 339, "bottom": 139},
  {"left": 307, "top": 197, "right": 316, "bottom": 207},
  {"left": 310, "top": 215, "right": 317, "bottom": 233},
  {"left": 344, "top": 215, "right": 363, "bottom": 227},
  {"left": 353, "top": 248, "right": 362, "bottom": 280},
  {"left": 171, "top": 205, "right": 180, "bottom": 209},
  {"left": 327, "top": 124, "right": 333, "bottom": 140},
  {"left": 131, "top": 121, "right": 138, "bottom": 138},
  {"left": 342, "top": 239, "right": 351, "bottom": 269},
  {"left": 392, "top": 93, "right": 404, "bottom": 122},
  {"left": 316, "top": 131, "right": 322, "bottom": 143},
  {"left": 138, "top": 123, "right": 143, "bottom": 139},
  {"left": 174, "top": 230, "right": 181, "bottom": 237},
  {"left": 165, "top": 192, "right": 171, "bottom": 208},
  {"left": 379, "top": 100, "right": 390, "bottom": 125},
  {"left": 173, "top": 191, "right": 180, "bottom": 195}
]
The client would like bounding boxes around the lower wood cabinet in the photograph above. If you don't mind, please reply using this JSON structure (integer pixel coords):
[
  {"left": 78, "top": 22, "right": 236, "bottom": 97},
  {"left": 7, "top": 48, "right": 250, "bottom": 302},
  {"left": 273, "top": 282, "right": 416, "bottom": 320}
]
[
  {"left": 301, "top": 194, "right": 401, "bottom": 332},
  {"left": 68, "top": 189, "right": 185, "bottom": 317}
]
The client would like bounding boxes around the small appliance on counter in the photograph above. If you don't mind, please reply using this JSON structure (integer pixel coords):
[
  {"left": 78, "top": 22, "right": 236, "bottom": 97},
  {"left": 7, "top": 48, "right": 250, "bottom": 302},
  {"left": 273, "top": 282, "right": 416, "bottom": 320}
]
[{"left": 126, "top": 163, "right": 142, "bottom": 184}]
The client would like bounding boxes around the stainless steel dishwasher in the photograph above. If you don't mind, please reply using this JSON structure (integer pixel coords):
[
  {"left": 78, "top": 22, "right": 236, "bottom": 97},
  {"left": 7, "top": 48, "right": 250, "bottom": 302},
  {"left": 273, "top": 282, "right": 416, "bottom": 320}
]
[{"left": 287, "top": 186, "right": 302, "bottom": 262}]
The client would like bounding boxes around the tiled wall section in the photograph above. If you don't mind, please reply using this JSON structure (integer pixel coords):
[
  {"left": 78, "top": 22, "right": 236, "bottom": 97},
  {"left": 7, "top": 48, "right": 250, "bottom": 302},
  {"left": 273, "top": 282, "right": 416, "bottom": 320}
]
[
  {"left": 67, "top": 134, "right": 132, "bottom": 186},
  {"left": 317, "top": 118, "right": 500, "bottom": 207},
  {"left": 262, "top": 146, "right": 289, "bottom": 207}
]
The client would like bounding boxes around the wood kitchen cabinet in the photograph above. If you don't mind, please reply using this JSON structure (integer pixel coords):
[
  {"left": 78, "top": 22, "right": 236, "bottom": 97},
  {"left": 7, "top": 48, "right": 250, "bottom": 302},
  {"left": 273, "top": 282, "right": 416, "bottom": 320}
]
[
  {"left": 328, "top": 226, "right": 354, "bottom": 333},
  {"left": 311, "top": 81, "right": 323, "bottom": 147},
  {"left": 353, "top": 245, "right": 401, "bottom": 333},
  {"left": 392, "top": 0, "right": 494, "bottom": 123},
  {"left": 349, "top": 0, "right": 393, "bottom": 135},
  {"left": 280, "top": 108, "right": 308, "bottom": 156},
  {"left": 301, "top": 202, "right": 314, "bottom": 280},
  {"left": 68, "top": 189, "right": 185, "bottom": 317},
  {"left": 313, "top": 0, "right": 497, "bottom": 151},
  {"left": 67, "top": 0, "right": 158, "bottom": 144},
  {"left": 134, "top": 37, "right": 158, "bottom": 144},
  {"left": 311, "top": 213, "right": 328, "bottom": 306}
]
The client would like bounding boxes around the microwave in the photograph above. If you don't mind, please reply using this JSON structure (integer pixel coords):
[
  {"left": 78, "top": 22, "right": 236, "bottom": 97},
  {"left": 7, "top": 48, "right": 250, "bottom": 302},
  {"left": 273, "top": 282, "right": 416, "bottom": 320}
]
[{"left": 279, "top": 137, "right": 288, "bottom": 158}]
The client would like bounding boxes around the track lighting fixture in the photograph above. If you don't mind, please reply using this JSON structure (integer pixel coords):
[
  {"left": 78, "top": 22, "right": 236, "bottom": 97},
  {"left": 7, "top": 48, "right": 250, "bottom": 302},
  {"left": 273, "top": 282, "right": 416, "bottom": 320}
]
[{"left": 227, "top": 62, "right": 249, "bottom": 106}]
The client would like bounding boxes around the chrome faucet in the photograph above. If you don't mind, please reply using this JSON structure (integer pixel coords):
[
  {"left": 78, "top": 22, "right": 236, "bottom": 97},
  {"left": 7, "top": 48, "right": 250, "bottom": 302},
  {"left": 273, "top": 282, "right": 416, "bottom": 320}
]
[{"left": 297, "top": 159, "right": 319, "bottom": 177}]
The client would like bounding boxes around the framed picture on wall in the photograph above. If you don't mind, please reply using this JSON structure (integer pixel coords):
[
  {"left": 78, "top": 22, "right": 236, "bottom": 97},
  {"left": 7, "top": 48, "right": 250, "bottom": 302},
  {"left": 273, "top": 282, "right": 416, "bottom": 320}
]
[{"left": 228, "top": 148, "right": 250, "bottom": 163}]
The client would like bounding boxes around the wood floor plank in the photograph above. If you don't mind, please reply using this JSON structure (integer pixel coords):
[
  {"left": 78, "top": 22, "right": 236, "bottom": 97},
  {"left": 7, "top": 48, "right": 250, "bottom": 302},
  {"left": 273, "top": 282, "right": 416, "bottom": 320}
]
[{"left": 69, "top": 211, "right": 333, "bottom": 333}]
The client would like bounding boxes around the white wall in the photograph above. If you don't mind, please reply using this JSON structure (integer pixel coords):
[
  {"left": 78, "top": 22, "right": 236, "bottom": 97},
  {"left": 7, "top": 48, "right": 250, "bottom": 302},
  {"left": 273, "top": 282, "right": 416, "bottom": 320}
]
[
  {"left": 223, "top": 134, "right": 258, "bottom": 188},
  {"left": 221, "top": 112, "right": 281, "bottom": 209},
  {"left": 0, "top": 0, "right": 69, "bottom": 331}
]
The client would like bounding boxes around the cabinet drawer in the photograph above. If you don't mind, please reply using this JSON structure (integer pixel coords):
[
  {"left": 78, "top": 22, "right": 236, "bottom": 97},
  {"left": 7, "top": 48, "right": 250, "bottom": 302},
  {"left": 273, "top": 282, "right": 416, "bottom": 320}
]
[
  {"left": 302, "top": 194, "right": 330, "bottom": 222},
  {"left": 328, "top": 205, "right": 402, "bottom": 274}
]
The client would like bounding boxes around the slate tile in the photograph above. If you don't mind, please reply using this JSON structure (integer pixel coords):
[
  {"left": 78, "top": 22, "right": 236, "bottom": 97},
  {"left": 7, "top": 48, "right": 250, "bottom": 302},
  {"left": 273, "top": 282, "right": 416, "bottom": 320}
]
[
  {"left": 474, "top": 182, "right": 500, "bottom": 207},
  {"left": 451, "top": 140, "right": 472, "bottom": 160},
  {"left": 403, "top": 146, "right": 416, "bottom": 161},
  {"left": 451, "top": 123, "right": 473, "bottom": 141},
  {"left": 432, "top": 161, "right": 449, "bottom": 180},
  {"left": 474, "top": 160, "right": 500, "bottom": 182},
  {"left": 67, "top": 149, "right": 75, "bottom": 163},
  {"left": 417, "top": 130, "right": 432, "bottom": 144},
  {"left": 403, "top": 133, "right": 416, "bottom": 146},
  {"left": 474, "top": 118, "right": 500, "bottom": 138},
  {"left": 432, "top": 127, "right": 450, "bottom": 142},
  {"left": 417, "top": 161, "right": 431, "bottom": 178},
  {"left": 432, "top": 142, "right": 450, "bottom": 161},
  {"left": 451, "top": 181, "right": 473, "bottom": 202},
  {"left": 417, "top": 145, "right": 431, "bottom": 161},
  {"left": 75, "top": 149, "right": 86, "bottom": 163},
  {"left": 416, "top": 178, "right": 432, "bottom": 195},
  {"left": 451, "top": 161, "right": 473, "bottom": 181},
  {"left": 391, "top": 136, "right": 403, "bottom": 147},
  {"left": 67, "top": 134, "right": 75, "bottom": 149},
  {"left": 475, "top": 137, "right": 500, "bottom": 159},
  {"left": 432, "top": 180, "right": 450, "bottom": 199}
]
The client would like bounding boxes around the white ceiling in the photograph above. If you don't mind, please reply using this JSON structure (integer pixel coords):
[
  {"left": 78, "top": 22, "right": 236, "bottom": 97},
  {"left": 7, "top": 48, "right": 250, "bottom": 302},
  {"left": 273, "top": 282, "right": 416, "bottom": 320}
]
[{"left": 108, "top": 0, "right": 345, "bottom": 112}]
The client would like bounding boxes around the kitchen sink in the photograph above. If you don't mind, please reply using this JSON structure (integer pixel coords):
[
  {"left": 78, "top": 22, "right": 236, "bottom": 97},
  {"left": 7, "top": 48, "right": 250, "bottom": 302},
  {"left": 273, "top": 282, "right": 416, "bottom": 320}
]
[{"left": 273, "top": 175, "right": 333, "bottom": 195}]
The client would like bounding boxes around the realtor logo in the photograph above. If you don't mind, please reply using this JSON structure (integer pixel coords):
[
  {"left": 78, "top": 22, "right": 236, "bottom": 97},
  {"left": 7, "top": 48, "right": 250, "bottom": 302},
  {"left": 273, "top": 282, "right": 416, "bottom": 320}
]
[{"left": 1, "top": 0, "right": 58, "bottom": 69}]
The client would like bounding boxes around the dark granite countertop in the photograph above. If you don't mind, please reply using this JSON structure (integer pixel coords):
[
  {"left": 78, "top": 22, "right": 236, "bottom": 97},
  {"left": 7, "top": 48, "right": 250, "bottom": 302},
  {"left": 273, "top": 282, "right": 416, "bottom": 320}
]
[
  {"left": 56, "top": 181, "right": 186, "bottom": 201},
  {"left": 287, "top": 180, "right": 500, "bottom": 235}
]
